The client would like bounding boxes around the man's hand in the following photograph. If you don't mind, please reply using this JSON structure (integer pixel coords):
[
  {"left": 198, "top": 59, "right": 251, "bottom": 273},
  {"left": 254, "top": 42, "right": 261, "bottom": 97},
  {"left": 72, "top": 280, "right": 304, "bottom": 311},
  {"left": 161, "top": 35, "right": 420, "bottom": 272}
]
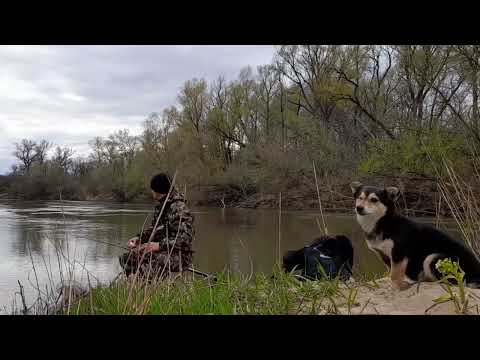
[
  {"left": 137, "top": 242, "right": 160, "bottom": 253},
  {"left": 127, "top": 237, "right": 139, "bottom": 249}
]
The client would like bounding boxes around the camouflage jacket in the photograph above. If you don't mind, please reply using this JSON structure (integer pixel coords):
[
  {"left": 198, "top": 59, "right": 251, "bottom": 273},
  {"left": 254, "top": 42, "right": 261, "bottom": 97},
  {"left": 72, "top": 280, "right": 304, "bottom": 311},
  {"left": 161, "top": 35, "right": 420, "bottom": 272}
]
[{"left": 137, "top": 190, "right": 194, "bottom": 253}]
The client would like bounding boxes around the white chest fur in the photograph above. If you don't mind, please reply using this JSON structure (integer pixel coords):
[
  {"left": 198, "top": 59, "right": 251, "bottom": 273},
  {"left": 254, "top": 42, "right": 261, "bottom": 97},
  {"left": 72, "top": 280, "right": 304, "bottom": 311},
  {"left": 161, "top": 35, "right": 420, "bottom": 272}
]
[
  {"left": 356, "top": 214, "right": 378, "bottom": 234},
  {"left": 365, "top": 235, "right": 394, "bottom": 259}
]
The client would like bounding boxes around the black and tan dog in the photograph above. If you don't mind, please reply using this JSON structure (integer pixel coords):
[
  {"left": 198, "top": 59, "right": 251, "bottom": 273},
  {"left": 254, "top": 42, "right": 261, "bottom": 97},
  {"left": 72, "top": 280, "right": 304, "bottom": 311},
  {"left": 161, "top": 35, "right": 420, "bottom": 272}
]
[{"left": 350, "top": 181, "right": 480, "bottom": 290}]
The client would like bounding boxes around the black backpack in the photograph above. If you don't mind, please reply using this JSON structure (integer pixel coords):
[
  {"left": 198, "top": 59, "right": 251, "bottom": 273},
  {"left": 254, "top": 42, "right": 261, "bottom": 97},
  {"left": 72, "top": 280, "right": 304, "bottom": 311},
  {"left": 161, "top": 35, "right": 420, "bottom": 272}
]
[
  {"left": 283, "top": 235, "right": 354, "bottom": 281},
  {"left": 303, "top": 245, "right": 352, "bottom": 281}
]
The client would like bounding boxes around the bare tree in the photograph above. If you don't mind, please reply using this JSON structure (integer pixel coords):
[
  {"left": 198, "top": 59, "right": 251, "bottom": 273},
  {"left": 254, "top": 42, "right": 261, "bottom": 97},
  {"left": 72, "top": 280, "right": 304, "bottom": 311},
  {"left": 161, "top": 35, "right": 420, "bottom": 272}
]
[
  {"left": 71, "top": 157, "right": 92, "bottom": 177},
  {"left": 459, "top": 46, "right": 480, "bottom": 131},
  {"left": 257, "top": 65, "right": 278, "bottom": 140},
  {"left": 52, "top": 146, "right": 75, "bottom": 174},
  {"left": 393, "top": 45, "right": 451, "bottom": 128},
  {"left": 109, "top": 129, "right": 138, "bottom": 165},
  {"left": 88, "top": 137, "right": 118, "bottom": 165},
  {"left": 334, "top": 45, "right": 397, "bottom": 139},
  {"left": 34, "top": 140, "right": 52, "bottom": 165},
  {"left": 10, "top": 164, "right": 19, "bottom": 176},
  {"left": 34, "top": 139, "right": 52, "bottom": 176},
  {"left": 13, "top": 139, "right": 38, "bottom": 174},
  {"left": 447, "top": 46, "right": 480, "bottom": 139},
  {"left": 178, "top": 78, "right": 209, "bottom": 134},
  {"left": 275, "top": 45, "right": 341, "bottom": 126},
  {"left": 207, "top": 76, "right": 238, "bottom": 166}
]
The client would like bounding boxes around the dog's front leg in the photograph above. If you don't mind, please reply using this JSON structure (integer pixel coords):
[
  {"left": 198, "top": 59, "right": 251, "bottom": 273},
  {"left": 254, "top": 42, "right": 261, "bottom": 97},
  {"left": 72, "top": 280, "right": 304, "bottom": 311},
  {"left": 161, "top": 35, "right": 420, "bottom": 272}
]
[
  {"left": 373, "top": 249, "right": 391, "bottom": 269},
  {"left": 390, "top": 258, "right": 410, "bottom": 291}
]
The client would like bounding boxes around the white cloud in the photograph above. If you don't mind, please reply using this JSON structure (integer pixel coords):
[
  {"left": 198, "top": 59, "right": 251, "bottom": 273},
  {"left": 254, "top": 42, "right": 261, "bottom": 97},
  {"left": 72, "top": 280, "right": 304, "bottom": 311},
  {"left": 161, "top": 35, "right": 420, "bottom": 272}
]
[
  {"left": 60, "top": 92, "right": 87, "bottom": 102},
  {"left": 0, "top": 45, "right": 276, "bottom": 174}
]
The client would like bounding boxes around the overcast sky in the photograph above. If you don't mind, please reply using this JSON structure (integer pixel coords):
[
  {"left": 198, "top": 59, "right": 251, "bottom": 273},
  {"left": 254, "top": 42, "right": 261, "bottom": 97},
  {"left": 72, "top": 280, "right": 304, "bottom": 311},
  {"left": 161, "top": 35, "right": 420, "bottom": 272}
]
[{"left": 0, "top": 45, "right": 276, "bottom": 174}]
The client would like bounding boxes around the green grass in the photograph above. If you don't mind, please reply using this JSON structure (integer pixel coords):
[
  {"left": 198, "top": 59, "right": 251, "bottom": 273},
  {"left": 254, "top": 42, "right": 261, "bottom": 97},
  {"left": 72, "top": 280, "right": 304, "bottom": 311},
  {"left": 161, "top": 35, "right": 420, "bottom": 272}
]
[{"left": 61, "top": 265, "right": 353, "bottom": 315}]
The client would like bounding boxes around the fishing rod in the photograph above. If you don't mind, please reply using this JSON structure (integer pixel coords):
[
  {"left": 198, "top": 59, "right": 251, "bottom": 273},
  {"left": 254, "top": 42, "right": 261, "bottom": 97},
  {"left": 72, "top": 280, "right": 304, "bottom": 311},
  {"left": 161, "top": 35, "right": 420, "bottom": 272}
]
[{"left": 91, "top": 239, "right": 216, "bottom": 280}]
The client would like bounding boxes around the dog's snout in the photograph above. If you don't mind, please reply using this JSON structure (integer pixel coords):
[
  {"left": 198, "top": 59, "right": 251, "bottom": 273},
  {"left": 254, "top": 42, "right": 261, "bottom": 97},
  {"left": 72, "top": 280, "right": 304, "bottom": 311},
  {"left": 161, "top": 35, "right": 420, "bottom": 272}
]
[{"left": 356, "top": 206, "right": 364, "bottom": 214}]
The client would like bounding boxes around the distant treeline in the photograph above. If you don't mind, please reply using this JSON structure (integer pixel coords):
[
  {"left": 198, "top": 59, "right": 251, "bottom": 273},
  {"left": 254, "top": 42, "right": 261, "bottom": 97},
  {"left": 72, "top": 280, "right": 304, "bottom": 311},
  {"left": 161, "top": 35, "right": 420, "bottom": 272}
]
[{"left": 3, "top": 45, "right": 480, "bottom": 214}]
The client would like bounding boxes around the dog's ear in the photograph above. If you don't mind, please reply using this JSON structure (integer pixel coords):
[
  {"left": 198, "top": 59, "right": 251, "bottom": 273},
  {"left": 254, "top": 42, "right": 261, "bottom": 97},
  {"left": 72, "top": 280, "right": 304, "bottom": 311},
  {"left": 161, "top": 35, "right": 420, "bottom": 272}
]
[
  {"left": 385, "top": 186, "right": 400, "bottom": 202},
  {"left": 350, "top": 181, "right": 362, "bottom": 195}
]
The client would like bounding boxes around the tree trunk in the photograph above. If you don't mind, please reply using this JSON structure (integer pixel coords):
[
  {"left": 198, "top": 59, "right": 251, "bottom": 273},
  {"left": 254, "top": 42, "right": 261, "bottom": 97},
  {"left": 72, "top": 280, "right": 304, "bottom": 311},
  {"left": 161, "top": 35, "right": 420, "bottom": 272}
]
[
  {"left": 279, "top": 76, "right": 285, "bottom": 151},
  {"left": 473, "top": 70, "right": 479, "bottom": 135}
]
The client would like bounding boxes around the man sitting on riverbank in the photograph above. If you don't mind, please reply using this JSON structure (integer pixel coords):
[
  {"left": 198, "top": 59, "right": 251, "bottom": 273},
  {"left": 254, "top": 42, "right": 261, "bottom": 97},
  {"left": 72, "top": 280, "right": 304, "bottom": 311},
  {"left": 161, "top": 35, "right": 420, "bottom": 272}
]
[{"left": 119, "top": 173, "right": 195, "bottom": 279}]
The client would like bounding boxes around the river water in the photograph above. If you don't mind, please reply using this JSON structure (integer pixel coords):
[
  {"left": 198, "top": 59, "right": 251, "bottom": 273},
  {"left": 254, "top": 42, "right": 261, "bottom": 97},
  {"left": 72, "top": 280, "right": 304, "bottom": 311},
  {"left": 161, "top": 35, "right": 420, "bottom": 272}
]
[{"left": 0, "top": 199, "right": 459, "bottom": 312}]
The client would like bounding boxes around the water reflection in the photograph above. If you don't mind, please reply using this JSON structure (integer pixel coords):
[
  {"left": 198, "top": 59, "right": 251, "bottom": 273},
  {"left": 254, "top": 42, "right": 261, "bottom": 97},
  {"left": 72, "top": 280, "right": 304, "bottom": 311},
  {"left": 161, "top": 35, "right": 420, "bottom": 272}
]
[{"left": 0, "top": 199, "right": 461, "bottom": 311}]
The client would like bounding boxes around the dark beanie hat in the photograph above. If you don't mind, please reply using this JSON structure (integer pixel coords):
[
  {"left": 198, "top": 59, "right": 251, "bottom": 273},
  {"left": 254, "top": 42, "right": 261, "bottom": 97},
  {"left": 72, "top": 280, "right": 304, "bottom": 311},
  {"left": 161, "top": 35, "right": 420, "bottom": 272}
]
[{"left": 150, "top": 173, "right": 172, "bottom": 194}]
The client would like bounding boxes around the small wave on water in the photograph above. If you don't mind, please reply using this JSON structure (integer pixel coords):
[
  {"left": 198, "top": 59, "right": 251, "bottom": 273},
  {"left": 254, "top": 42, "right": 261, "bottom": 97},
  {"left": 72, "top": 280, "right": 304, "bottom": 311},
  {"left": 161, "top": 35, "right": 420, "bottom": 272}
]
[{"left": 8, "top": 204, "right": 151, "bottom": 218}]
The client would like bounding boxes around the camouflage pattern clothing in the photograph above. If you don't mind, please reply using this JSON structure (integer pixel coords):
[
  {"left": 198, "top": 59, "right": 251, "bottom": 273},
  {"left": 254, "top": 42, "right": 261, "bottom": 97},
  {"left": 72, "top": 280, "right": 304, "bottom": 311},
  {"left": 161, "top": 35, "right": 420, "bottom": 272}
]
[{"left": 119, "top": 190, "right": 195, "bottom": 277}]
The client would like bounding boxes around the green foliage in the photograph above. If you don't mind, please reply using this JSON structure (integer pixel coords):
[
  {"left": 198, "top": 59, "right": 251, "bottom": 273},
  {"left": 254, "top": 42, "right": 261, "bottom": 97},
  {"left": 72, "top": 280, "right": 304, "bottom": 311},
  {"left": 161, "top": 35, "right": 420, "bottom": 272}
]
[
  {"left": 436, "top": 258, "right": 465, "bottom": 282},
  {"left": 433, "top": 258, "right": 469, "bottom": 314},
  {"left": 359, "top": 130, "right": 468, "bottom": 178}
]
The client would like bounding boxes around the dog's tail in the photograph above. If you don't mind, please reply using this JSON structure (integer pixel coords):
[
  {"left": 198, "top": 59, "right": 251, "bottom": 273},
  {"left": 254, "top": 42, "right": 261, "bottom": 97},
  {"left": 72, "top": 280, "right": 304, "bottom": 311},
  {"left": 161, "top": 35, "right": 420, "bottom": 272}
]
[
  {"left": 423, "top": 253, "right": 480, "bottom": 288},
  {"left": 466, "top": 280, "right": 480, "bottom": 289},
  {"left": 422, "top": 253, "right": 447, "bottom": 282}
]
